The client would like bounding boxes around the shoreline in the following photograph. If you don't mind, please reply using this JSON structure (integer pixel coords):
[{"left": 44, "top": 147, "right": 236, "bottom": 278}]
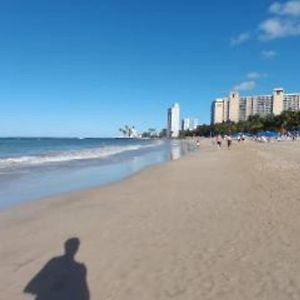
[
  {"left": 0, "top": 139, "right": 197, "bottom": 210},
  {"left": 1, "top": 140, "right": 300, "bottom": 299},
  {"left": 0, "top": 145, "right": 198, "bottom": 215}
]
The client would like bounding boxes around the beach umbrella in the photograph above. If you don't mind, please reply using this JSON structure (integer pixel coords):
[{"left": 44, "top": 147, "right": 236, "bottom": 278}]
[{"left": 256, "top": 131, "right": 278, "bottom": 138}]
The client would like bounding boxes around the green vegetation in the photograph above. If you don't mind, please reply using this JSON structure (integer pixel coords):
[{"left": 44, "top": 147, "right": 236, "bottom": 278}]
[
  {"left": 141, "top": 128, "right": 158, "bottom": 138},
  {"left": 181, "top": 110, "right": 300, "bottom": 137}
]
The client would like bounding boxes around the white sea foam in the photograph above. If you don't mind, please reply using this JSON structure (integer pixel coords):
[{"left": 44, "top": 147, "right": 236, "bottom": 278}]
[{"left": 0, "top": 144, "right": 159, "bottom": 169}]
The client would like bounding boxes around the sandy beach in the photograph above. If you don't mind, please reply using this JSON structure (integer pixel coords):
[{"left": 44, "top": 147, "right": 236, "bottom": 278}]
[{"left": 1, "top": 139, "right": 300, "bottom": 300}]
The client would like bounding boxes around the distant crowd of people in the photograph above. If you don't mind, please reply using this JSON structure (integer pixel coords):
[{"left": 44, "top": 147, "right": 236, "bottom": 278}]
[
  {"left": 215, "top": 134, "right": 238, "bottom": 150},
  {"left": 254, "top": 132, "right": 298, "bottom": 143},
  {"left": 194, "top": 131, "right": 298, "bottom": 150}
]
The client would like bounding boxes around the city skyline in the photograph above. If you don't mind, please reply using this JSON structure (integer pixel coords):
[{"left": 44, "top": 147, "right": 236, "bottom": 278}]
[
  {"left": 211, "top": 87, "right": 300, "bottom": 124},
  {"left": 1, "top": 0, "right": 300, "bottom": 136}
]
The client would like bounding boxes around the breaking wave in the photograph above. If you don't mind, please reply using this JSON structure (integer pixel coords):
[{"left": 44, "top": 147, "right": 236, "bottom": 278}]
[{"left": 0, "top": 144, "right": 158, "bottom": 169}]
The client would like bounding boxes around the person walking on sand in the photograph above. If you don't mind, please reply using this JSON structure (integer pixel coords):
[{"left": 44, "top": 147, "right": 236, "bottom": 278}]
[
  {"left": 226, "top": 135, "right": 232, "bottom": 150},
  {"left": 216, "top": 134, "right": 222, "bottom": 149}
]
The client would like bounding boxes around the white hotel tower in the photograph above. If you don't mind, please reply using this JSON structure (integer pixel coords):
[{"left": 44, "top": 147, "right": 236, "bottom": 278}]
[
  {"left": 211, "top": 88, "right": 300, "bottom": 124},
  {"left": 167, "top": 103, "right": 180, "bottom": 138}
]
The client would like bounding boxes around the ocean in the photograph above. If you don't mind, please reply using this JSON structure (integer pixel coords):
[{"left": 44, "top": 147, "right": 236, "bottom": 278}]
[{"left": 0, "top": 138, "right": 195, "bottom": 209}]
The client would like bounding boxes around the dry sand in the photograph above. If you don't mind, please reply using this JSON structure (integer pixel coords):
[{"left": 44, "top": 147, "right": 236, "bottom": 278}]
[{"left": 1, "top": 140, "right": 300, "bottom": 300}]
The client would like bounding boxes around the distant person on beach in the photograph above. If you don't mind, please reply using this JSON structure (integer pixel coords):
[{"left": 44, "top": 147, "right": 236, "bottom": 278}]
[
  {"left": 216, "top": 134, "right": 222, "bottom": 148},
  {"left": 196, "top": 138, "right": 200, "bottom": 147},
  {"left": 24, "top": 237, "right": 89, "bottom": 300},
  {"left": 226, "top": 135, "right": 232, "bottom": 150}
]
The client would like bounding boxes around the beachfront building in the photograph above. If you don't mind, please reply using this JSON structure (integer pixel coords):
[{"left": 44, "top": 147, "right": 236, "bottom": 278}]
[
  {"left": 192, "top": 118, "right": 199, "bottom": 129},
  {"left": 181, "top": 117, "right": 199, "bottom": 131},
  {"left": 211, "top": 98, "right": 228, "bottom": 124},
  {"left": 167, "top": 103, "right": 180, "bottom": 138},
  {"left": 182, "top": 118, "right": 191, "bottom": 131},
  {"left": 211, "top": 88, "right": 300, "bottom": 124}
]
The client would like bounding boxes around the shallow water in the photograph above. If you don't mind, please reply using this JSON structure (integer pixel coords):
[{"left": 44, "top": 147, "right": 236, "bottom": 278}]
[{"left": 0, "top": 138, "right": 195, "bottom": 209}]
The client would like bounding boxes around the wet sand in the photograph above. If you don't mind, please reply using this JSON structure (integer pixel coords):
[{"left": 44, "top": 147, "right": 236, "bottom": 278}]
[{"left": 1, "top": 139, "right": 300, "bottom": 300}]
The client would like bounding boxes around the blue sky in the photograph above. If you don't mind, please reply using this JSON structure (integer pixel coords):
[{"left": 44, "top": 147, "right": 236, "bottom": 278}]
[{"left": 1, "top": 0, "right": 300, "bottom": 137}]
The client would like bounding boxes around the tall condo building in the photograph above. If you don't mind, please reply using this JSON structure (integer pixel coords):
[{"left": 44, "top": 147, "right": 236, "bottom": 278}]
[
  {"left": 182, "top": 118, "right": 191, "bottom": 131},
  {"left": 182, "top": 118, "right": 199, "bottom": 131},
  {"left": 167, "top": 103, "right": 180, "bottom": 138},
  {"left": 211, "top": 88, "right": 300, "bottom": 124},
  {"left": 193, "top": 118, "right": 199, "bottom": 129}
]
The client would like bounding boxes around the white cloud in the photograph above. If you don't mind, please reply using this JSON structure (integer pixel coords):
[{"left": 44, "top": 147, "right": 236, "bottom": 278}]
[
  {"left": 259, "top": 1, "right": 300, "bottom": 39},
  {"left": 230, "top": 32, "right": 251, "bottom": 46},
  {"left": 230, "top": 1, "right": 300, "bottom": 42},
  {"left": 234, "top": 72, "right": 266, "bottom": 91},
  {"left": 234, "top": 81, "right": 256, "bottom": 91},
  {"left": 247, "top": 72, "right": 264, "bottom": 79},
  {"left": 261, "top": 50, "right": 278, "bottom": 59},
  {"left": 259, "top": 17, "right": 300, "bottom": 39},
  {"left": 269, "top": 0, "right": 300, "bottom": 16}
]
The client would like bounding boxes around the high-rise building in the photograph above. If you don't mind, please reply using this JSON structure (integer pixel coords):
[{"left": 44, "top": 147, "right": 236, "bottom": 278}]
[
  {"left": 182, "top": 118, "right": 191, "bottom": 131},
  {"left": 273, "top": 88, "right": 284, "bottom": 115},
  {"left": 181, "top": 118, "right": 199, "bottom": 130},
  {"left": 182, "top": 117, "right": 199, "bottom": 131},
  {"left": 167, "top": 103, "right": 180, "bottom": 138},
  {"left": 211, "top": 98, "right": 227, "bottom": 124},
  {"left": 228, "top": 91, "right": 240, "bottom": 123},
  {"left": 192, "top": 118, "right": 199, "bottom": 129},
  {"left": 211, "top": 88, "right": 300, "bottom": 124}
]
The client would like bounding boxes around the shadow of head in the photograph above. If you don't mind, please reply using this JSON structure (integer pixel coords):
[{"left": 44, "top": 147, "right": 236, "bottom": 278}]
[{"left": 64, "top": 237, "right": 80, "bottom": 259}]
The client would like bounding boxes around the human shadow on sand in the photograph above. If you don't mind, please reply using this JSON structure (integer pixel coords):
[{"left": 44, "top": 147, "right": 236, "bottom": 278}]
[{"left": 24, "top": 237, "right": 89, "bottom": 300}]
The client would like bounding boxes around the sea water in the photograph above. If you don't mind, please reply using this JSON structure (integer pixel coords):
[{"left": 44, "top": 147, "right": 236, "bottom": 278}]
[{"left": 0, "top": 138, "right": 195, "bottom": 209}]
